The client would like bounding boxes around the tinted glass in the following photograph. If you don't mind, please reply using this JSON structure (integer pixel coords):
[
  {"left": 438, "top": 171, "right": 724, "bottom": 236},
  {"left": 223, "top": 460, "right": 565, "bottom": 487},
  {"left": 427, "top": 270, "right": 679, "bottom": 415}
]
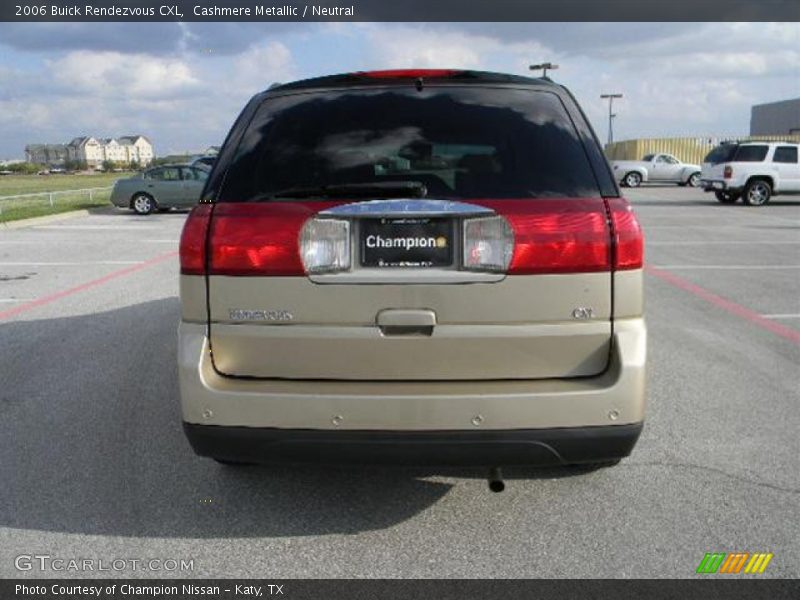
[
  {"left": 704, "top": 144, "right": 737, "bottom": 164},
  {"left": 734, "top": 145, "right": 768, "bottom": 162},
  {"left": 149, "top": 167, "right": 180, "bottom": 181},
  {"left": 642, "top": 154, "right": 654, "bottom": 161},
  {"left": 773, "top": 146, "right": 798, "bottom": 163},
  {"left": 182, "top": 167, "right": 208, "bottom": 181},
  {"left": 219, "top": 87, "right": 601, "bottom": 201}
]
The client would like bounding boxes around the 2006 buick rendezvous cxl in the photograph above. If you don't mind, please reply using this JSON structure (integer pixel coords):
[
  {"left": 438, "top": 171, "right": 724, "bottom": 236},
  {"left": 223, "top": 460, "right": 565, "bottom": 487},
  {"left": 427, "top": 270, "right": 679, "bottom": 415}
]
[{"left": 178, "top": 69, "right": 646, "bottom": 477}]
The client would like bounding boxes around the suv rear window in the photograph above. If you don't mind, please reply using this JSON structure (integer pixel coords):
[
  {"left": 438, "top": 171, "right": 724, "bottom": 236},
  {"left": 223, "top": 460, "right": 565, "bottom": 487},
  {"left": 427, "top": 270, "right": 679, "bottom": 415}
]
[
  {"left": 219, "top": 87, "right": 602, "bottom": 201},
  {"left": 704, "top": 144, "right": 737, "bottom": 164},
  {"left": 733, "top": 145, "right": 769, "bottom": 162}
]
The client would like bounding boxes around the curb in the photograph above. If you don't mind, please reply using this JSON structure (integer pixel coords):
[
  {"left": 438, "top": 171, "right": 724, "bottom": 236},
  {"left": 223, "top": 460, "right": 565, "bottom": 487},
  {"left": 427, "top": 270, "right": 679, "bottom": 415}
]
[{"left": 0, "top": 206, "right": 115, "bottom": 230}]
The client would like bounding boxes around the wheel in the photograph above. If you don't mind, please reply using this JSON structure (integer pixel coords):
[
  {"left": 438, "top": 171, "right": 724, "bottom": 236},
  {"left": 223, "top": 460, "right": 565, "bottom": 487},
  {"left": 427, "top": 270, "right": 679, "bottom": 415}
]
[
  {"left": 623, "top": 172, "right": 642, "bottom": 188},
  {"left": 687, "top": 172, "right": 701, "bottom": 187},
  {"left": 714, "top": 191, "right": 739, "bottom": 204},
  {"left": 131, "top": 193, "right": 155, "bottom": 215},
  {"left": 743, "top": 179, "right": 771, "bottom": 206}
]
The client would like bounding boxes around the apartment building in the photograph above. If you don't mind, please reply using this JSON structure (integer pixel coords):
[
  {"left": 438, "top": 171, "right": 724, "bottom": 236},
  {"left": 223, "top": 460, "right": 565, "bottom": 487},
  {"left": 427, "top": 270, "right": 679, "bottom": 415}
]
[{"left": 25, "top": 135, "right": 154, "bottom": 167}]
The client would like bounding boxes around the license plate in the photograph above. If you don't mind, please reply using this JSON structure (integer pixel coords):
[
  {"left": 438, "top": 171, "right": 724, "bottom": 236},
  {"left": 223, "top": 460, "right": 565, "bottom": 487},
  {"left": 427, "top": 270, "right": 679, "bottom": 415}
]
[{"left": 361, "top": 218, "right": 453, "bottom": 268}]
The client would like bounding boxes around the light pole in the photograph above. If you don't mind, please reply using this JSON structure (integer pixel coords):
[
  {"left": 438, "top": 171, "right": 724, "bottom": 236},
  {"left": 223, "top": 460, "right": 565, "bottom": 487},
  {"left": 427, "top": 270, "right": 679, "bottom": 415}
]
[
  {"left": 600, "top": 93, "right": 623, "bottom": 146},
  {"left": 529, "top": 63, "right": 559, "bottom": 79}
]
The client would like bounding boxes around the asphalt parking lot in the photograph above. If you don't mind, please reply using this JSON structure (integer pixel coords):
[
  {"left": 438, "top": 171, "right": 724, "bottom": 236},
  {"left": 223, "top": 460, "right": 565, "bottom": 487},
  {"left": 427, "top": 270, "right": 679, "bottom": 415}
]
[{"left": 0, "top": 186, "right": 798, "bottom": 579}]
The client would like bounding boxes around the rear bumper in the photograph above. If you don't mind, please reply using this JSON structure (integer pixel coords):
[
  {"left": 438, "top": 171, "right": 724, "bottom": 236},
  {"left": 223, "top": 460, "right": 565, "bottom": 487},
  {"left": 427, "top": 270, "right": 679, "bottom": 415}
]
[
  {"left": 183, "top": 422, "right": 643, "bottom": 466},
  {"left": 701, "top": 179, "right": 742, "bottom": 193},
  {"left": 178, "top": 317, "right": 645, "bottom": 430}
]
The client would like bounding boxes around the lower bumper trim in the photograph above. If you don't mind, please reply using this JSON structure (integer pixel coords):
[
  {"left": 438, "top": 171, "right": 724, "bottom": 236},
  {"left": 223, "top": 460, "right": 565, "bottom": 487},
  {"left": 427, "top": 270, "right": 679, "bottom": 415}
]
[{"left": 183, "top": 422, "right": 644, "bottom": 467}]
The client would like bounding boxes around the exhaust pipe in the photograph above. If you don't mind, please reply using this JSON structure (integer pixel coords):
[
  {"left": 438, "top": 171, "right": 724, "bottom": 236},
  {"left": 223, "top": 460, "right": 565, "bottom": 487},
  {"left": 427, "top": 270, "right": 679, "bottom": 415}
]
[{"left": 488, "top": 467, "right": 505, "bottom": 493}]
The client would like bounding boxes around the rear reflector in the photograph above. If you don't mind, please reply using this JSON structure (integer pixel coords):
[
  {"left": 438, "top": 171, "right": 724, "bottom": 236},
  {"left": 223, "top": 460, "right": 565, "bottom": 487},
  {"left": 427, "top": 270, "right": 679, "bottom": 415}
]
[
  {"left": 478, "top": 199, "right": 611, "bottom": 274},
  {"left": 179, "top": 204, "right": 212, "bottom": 275},
  {"left": 606, "top": 198, "right": 644, "bottom": 270},
  {"left": 723, "top": 165, "right": 733, "bottom": 179},
  {"left": 208, "top": 202, "right": 339, "bottom": 276}
]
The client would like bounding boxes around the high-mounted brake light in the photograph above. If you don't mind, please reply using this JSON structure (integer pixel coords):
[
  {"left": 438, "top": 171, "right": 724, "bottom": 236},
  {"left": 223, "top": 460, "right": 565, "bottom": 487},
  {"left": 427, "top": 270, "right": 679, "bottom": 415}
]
[
  {"left": 179, "top": 204, "right": 212, "bottom": 275},
  {"left": 606, "top": 198, "right": 644, "bottom": 270},
  {"left": 355, "top": 69, "right": 460, "bottom": 79}
]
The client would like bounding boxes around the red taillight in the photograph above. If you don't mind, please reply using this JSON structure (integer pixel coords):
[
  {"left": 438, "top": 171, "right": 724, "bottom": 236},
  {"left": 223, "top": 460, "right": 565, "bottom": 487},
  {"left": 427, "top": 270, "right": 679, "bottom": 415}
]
[
  {"left": 355, "top": 69, "right": 460, "bottom": 79},
  {"left": 477, "top": 199, "right": 611, "bottom": 274},
  {"left": 208, "top": 202, "right": 340, "bottom": 276},
  {"left": 606, "top": 198, "right": 644, "bottom": 270},
  {"left": 723, "top": 165, "right": 733, "bottom": 179},
  {"left": 179, "top": 204, "right": 212, "bottom": 275}
]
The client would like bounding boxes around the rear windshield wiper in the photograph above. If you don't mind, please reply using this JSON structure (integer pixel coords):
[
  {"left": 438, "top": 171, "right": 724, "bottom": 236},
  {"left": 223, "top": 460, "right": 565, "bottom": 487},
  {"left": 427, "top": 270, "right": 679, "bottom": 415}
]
[{"left": 256, "top": 180, "right": 428, "bottom": 201}]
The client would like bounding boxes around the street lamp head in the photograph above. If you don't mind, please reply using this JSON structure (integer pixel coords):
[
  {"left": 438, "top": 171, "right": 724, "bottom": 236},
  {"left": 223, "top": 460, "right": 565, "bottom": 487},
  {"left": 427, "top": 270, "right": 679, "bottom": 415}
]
[
  {"left": 600, "top": 93, "right": 623, "bottom": 99},
  {"left": 529, "top": 63, "right": 559, "bottom": 71}
]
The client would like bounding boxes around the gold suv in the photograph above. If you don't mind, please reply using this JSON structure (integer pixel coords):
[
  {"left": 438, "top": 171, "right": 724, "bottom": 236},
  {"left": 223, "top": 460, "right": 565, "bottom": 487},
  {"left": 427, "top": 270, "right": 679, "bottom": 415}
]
[{"left": 178, "top": 69, "right": 646, "bottom": 470}]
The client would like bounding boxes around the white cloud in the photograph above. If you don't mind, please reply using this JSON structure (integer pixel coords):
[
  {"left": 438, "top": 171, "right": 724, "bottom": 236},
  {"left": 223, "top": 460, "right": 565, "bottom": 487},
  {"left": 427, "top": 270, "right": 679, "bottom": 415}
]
[
  {"left": 232, "top": 41, "right": 297, "bottom": 92},
  {"left": 48, "top": 51, "right": 199, "bottom": 99}
]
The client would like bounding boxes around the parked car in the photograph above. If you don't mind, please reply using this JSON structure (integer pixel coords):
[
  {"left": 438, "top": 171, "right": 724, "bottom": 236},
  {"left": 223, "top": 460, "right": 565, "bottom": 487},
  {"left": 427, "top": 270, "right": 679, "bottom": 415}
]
[
  {"left": 612, "top": 153, "right": 701, "bottom": 188},
  {"left": 701, "top": 141, "right": 800, "bottom": 205},
  {"left": 110, "top": 165, "right": 208, "bottom": 215},
  {"left": 177, "top": 69, "right": 646, "bottom": 475}
]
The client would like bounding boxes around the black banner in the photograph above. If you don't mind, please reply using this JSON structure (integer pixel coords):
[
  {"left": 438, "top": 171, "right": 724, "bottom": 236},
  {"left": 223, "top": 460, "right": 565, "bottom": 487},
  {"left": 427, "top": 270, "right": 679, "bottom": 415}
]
[
  {"left": 3, "top": 580, "right": 800, "bottom": 599},
  {"left": 2, "top": 0, "right": 799, "bottom": 22}
]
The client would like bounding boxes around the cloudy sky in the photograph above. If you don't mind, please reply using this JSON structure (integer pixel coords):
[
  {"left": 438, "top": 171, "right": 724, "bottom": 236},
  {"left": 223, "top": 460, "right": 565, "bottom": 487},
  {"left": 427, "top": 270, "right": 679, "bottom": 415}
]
[{"left": 0, "top": 22, "right": 797, "bottom": 159}]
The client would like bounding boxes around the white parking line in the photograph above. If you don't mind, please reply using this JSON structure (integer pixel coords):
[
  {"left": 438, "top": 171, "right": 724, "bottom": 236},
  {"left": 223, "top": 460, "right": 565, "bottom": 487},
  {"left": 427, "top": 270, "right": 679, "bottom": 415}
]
[
  {"left": 0, "top": 298, "right": 36, "bottom": 303},
  {"left": 0, "top": 261, "right": 145, "bottom": 266},
  {"left": 653, "top": 265, "right": 800, "bottom": 270},
  {"left": 762, "top": 314, "right": 800, "bottom": 320}
]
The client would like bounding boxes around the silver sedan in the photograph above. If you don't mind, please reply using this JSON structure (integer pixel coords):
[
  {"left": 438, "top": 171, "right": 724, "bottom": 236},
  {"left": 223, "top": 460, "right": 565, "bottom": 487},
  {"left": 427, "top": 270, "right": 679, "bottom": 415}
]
[{"left": 110, "top": 165, "right": 208, "bottom": 215}]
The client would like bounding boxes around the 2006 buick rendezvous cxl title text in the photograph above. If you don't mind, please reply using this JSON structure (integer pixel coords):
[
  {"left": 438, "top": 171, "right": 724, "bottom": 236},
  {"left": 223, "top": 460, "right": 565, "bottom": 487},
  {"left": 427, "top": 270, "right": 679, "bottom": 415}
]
[{"left": 177, "top": 69, "right": 646, "bottom": 474}]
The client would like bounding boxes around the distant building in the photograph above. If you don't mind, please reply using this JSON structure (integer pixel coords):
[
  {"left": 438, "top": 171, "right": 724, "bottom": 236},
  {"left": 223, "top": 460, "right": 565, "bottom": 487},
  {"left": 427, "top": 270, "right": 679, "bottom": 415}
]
[
  {"left": 25, "top": 135, "right": 154, "bottom": 167},
  {"left": 25, "top": 144, "right": 68, "bottom": 166},
  {"left": 204, "top": 146, "right": 221, "bottom": 156},
  {"left": 750, "top": 98, "right": 800, "bottom": 136}
]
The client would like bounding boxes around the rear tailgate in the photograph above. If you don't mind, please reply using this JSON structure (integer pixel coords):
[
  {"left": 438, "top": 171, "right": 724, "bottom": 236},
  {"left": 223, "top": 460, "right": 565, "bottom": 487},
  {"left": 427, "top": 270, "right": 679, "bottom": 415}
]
[{"left": 206, "top": 198, "right": 615, "bottom": 381}]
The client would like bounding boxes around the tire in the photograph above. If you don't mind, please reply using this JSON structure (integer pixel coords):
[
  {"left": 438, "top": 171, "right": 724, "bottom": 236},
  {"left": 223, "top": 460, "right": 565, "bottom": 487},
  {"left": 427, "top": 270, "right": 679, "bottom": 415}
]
[
  {"left": 131, "top": 193, "right": 156, "bottom": 215},
  {"left": 687, "top": 172, "right": 701, "bottom": 187},
  {"left": 623, "top": 172, "right": 642, "bottom": 188},
  {"left": 743, "top": 179, "right": 772, "bottom": 206},
  {"left": 714, "top": 191, "right": 739, "bottom": 204}
]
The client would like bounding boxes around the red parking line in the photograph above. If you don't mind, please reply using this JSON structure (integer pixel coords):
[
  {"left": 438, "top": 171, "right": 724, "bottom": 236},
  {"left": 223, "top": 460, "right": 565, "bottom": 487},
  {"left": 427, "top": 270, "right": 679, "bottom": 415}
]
[
  {"left": 646, "top": 265, "right": 800, "bottom": 345},
  {"left": 0, "top": 251, "right": 178, "bottom": 321}
]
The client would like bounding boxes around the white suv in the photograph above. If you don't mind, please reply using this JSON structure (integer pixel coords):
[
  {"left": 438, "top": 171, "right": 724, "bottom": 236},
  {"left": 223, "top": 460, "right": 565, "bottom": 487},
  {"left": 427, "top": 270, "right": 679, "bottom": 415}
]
[{"left": 701, "top": 141, "right": 800, "bottom": 206}]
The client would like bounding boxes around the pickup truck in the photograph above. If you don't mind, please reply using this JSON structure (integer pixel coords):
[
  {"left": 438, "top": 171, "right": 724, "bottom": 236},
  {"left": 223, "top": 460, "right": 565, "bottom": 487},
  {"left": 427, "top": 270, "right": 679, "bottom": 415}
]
[{"left": 611, "top": 153, "right": 702, "bottom": 188}]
